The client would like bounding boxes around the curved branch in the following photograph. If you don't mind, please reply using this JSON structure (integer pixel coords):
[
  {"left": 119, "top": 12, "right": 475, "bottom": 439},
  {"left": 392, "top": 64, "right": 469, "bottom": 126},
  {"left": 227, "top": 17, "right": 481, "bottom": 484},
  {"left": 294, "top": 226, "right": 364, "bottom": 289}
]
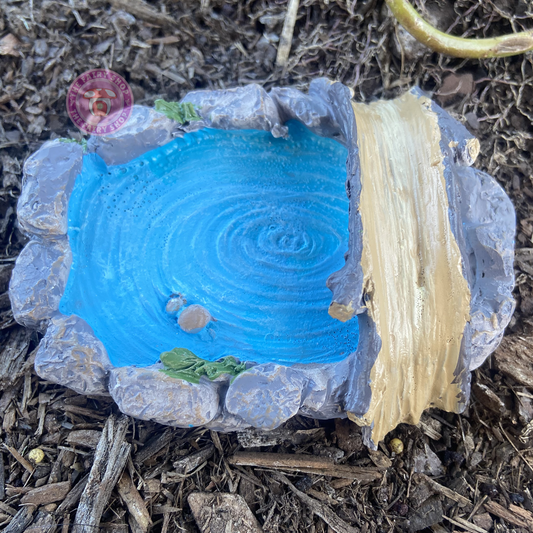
[{"left": 386, "top": 0, "right": 533, "bottom": 58}]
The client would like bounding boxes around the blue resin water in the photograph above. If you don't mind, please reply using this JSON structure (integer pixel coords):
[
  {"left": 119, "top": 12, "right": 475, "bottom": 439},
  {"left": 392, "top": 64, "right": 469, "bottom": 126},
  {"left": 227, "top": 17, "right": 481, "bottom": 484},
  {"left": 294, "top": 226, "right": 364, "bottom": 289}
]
[{"left": 60, "top": 121, "right": 359, "bottom": 368}]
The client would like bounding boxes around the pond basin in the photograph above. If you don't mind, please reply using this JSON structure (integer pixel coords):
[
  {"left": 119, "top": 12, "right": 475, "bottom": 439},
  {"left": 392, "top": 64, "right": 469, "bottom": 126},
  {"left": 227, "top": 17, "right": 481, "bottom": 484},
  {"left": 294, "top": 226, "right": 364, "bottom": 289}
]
[{"left": 59, "top": 121, "right": 360, "bottom": 368}]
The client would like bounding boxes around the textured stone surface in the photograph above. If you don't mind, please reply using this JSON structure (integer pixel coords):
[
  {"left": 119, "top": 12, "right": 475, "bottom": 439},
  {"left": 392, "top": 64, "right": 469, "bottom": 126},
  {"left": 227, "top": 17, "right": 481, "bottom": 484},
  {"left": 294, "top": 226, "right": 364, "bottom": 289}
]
[
  {"left": 35, "top": 314, "right": 112, "bottom": 396},
  {"left": 87, "top": 105, "right": 176, "bottom": 166},
  {"left": 188, "top": 492, "right": 263, "bottom": 533},
  {"left": 270, "top": 78, "right": 344, "bottom": 140},
  {"left": 204, "top": 408, "right": 251, "bottom": 432},
  {"left": 323, "top": 82, "right": 367, "bottom": 322},
  {"left": 434, "top": 100, "right": 515, "bottom": 373},
  {"left": 109, "top": 365, "right": 220, "bottom": 427},
  {"left": 226, "top": 363, "right": 306, "bottom": 429},
  {"left": 295, "top": 361, "right": 348, "bottom": 419},
  {"left": 182, "top": 84, "right": 288, "bottom": 138},
  {"left": 9, "top": 238, "right": 72, "bottom": 331},
  {"left": 460, "top": 167, "right": 516, "bottom": 371},
  {"left": 17, "top": 139, "right": 83, "bottom": 237}
]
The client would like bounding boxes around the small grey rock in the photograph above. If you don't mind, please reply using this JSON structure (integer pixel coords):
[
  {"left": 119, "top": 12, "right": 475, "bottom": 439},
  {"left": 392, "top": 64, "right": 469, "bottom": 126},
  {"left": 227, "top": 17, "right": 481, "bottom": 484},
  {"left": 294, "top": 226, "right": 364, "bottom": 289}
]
[
  {"left": 413, "top": 443, "right": 444, "bottom": 477},
  {"left": 270, "top": 78, "right": 343, "bottom": 140},
  {"left": 17, "top": 139, "right": 83, "bottom": 237},
  {"left": 9, "top": 239, "right": 72, "bottom": 331},
  {"left": 407, "top": 496, "right": 443, "bottom": 532},
  {"left": 109, "top": 365, "right": 220, "bottom": 427},
  {"left": 86, "top": 105, "right": 176, "bottom": 166},
  {"left": 225, "top": 363, "right": 306, "bottom": 429},
  {"left": 188, "top": 492, "right": 263, "bottom": 533},
  {"left": 35, "top": 314, "right": 112, "bottom": 396},
  {"left": 183, "top": 84, "right": 288, "bottom": 138},
  {"left": 297, "top": 362, "right": 347, "bottom": 419}
]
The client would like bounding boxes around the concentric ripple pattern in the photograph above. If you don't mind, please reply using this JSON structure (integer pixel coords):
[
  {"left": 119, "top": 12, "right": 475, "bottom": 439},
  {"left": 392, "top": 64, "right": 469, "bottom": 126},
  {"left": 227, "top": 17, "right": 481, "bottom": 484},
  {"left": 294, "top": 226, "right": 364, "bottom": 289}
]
[{"left": 60, "top": 121, "right": 360, "bottom": 368}]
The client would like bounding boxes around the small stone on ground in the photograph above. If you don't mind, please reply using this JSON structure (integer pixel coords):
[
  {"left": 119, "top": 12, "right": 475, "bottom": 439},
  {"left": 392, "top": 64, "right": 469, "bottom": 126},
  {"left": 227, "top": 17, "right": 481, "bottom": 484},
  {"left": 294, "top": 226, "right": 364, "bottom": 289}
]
[{"left": 188, "top": 492, "right": 263, "bottom": 533}]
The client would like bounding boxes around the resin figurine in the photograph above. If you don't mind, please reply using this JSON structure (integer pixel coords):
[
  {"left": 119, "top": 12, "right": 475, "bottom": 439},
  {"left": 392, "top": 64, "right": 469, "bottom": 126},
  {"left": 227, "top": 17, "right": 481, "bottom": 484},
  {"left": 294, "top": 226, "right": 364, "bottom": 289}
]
[{"left": 9, "top": 80, "right": 515, "bottom": 448}]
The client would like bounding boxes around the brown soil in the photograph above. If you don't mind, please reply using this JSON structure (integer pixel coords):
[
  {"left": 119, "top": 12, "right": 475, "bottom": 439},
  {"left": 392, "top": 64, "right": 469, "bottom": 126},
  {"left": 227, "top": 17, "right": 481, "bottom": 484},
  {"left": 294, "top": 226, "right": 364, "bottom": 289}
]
[{"left": 1, "top": 1, "right": 533, "bottom": 532}]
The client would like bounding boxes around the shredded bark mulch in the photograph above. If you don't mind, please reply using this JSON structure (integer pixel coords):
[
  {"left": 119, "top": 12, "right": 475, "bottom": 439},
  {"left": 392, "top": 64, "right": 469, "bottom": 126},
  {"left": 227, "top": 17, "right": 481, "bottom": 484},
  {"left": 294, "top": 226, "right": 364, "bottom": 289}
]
[{"left": 1, "top": 1, "right": 533, "bottom": 531}]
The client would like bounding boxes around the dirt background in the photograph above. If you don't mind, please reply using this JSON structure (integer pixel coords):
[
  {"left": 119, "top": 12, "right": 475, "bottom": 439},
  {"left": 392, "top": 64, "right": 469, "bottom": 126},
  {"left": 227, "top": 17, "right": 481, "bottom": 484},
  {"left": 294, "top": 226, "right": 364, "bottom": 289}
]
[{"left": 1, "top": 0, "right": 533, "bottom": 532}]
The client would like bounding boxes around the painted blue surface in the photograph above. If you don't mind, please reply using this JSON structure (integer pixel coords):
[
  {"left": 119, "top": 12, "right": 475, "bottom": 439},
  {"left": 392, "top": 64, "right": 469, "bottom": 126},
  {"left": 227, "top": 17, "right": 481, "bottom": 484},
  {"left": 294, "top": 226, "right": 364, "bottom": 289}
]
[{"left": 60, "top": 122, "right": 360, "bottom": 367}]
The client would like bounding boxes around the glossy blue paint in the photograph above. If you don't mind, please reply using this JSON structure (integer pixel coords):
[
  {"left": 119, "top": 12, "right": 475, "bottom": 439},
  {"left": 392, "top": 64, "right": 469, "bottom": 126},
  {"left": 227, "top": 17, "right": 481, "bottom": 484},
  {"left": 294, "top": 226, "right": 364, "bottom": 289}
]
[{"left": 60, "top": 122, "right": 359, "bottom": 367}]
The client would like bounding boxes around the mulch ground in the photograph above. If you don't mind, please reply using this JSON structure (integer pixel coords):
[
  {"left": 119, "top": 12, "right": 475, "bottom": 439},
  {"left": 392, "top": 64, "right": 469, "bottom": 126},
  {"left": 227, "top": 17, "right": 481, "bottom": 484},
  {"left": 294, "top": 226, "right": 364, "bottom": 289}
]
[{"left": 1, "top": 1, "right": 533, "bottom": 532}]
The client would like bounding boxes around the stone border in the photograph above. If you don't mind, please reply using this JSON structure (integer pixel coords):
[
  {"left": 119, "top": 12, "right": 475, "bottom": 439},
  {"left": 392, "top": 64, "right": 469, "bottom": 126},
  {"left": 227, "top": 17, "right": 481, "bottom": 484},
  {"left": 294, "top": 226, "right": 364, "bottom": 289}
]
[{"left": 9, "top": 80, "right": 515, "bottom": 445}]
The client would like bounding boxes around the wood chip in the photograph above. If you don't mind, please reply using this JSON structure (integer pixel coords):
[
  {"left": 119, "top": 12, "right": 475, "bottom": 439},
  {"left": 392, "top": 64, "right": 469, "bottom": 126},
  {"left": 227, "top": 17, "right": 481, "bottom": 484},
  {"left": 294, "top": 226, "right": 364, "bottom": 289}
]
[
  {"left": 0, "top": 501, "right": 17, "bottom": 516},
  {"left": 510, "top": 503, "right": 533, "bottom": 526},
  {"left": 415, "top": 474, "right": 471, "bottom": 507},
  {"left": 436, "top": 72, "right": 475, "bottom": 104},
  {"left": 188, "top": 492, "right": 263, "bottom": 533},
  {"left": 117, "top": 472, "right": 152, "bottom": 532},
  {"left": 62, "top": 404, "right": 107, "bottom": 420},
  {"left": 161, "top": 69, "right": 188, "bottom": 84},
  {"left": 0, "top": 34, "right": 22, "bottom": 57},
  {"left": 368, "top": 450, "right": 392, "bottom": 469},
  {"left": 237, "top": 427, "right": 325, "bottom": 448},
  {"left": 3, "top": 506, "right": 35, "bottom": 533},
  {"left": 228, "top": 452, "right": 382, "bottom": 483},
  {"left": 56, "top": 475, "right": 89, "bottom": 515},
  {"left": 73, "top": 415, "right": 131, "bottom": 533},
  {"left": 108, "top": 0, "right": 176, "bottom": 26},
  {"left": 66, "top": 430, "right": 102, "bottom": 449},
  {"left": 0, "top": 328, "right": 32, "bottom": 387},
  {"left": 417, "top": 414, "right": 443, "bottom": 441},
  {"left": 472, "top": 382, "right": 508, "bottom": 416},
  {"left": 484, "top": 500, "right": 533, "bottom": 530},
  {"left": 444, "top": 515, "right": 489, "bottom": 533},
  {"left": 152, "top": 505, "right": 182, "bottom": 515},
  {"left": 3, "top": 445, "right": 34, "bottom": 474},
  {"left": 133, "top": 428, "right": 176, "bottom": 464},
  {"left": 272, "top": 472, "right": 358, "bottom": 533},
  {"left": 499, "top": 421, "right": 533, "bottom": 474},
  {"left": 0, "top": 452, "right": 5, "bottom": 500},
  {"left": 472, "top": 512, "right": 493, "bottom": 531},
  {"left": 24, "top": 510, "right": 57, "bottom": 533},
  {"left": 329, "top": 478, "right": 354, "bottom": 490},
  {"left": 172, "top": 444, "right": 215, "bottom": 475},
  {"left": 146, "top": 36, "right": 181, "bottom": 45},
  {"left": 493, "top": 335, "right": 533, "bottom": 388},
  {"left": 21, "top": 482, "right": 71, "bottom": 506}
]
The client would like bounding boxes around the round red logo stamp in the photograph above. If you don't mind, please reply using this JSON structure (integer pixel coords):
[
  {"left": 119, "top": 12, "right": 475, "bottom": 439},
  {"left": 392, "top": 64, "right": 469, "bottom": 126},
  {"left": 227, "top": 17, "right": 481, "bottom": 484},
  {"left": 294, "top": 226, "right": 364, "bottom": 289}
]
[{"left": 66, "top": 69, "right": 133, "bottom": 136}]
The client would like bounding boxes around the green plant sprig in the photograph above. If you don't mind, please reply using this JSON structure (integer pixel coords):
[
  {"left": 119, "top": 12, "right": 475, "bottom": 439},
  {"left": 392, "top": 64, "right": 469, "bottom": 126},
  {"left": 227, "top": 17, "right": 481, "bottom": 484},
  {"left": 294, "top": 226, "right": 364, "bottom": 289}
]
[
  {"left": 154, "top": 100, "right": 202, "bottom": 124},
  {"left": 59, "top": 137, "right": 88, "bottom": 151},
  {"left": 159, "top": 347, "right": 247, "bottom": 384}
]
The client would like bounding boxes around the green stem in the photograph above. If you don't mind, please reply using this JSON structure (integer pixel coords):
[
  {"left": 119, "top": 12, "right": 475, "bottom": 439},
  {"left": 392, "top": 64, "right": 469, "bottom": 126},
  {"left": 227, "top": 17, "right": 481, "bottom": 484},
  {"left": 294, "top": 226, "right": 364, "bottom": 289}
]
[{"left": 386, "top": 0, "right": 533, "bottom": 58}]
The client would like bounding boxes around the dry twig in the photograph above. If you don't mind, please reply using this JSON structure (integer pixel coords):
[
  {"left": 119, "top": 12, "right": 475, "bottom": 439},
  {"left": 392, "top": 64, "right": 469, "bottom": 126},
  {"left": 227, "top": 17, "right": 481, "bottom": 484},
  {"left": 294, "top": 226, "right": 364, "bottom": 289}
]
[
  {"left": 229, "top": 452, "right": 382, "bottom": 482},
  {"left": 276, "top": 0, "right": 300, "bottom": 67}
]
